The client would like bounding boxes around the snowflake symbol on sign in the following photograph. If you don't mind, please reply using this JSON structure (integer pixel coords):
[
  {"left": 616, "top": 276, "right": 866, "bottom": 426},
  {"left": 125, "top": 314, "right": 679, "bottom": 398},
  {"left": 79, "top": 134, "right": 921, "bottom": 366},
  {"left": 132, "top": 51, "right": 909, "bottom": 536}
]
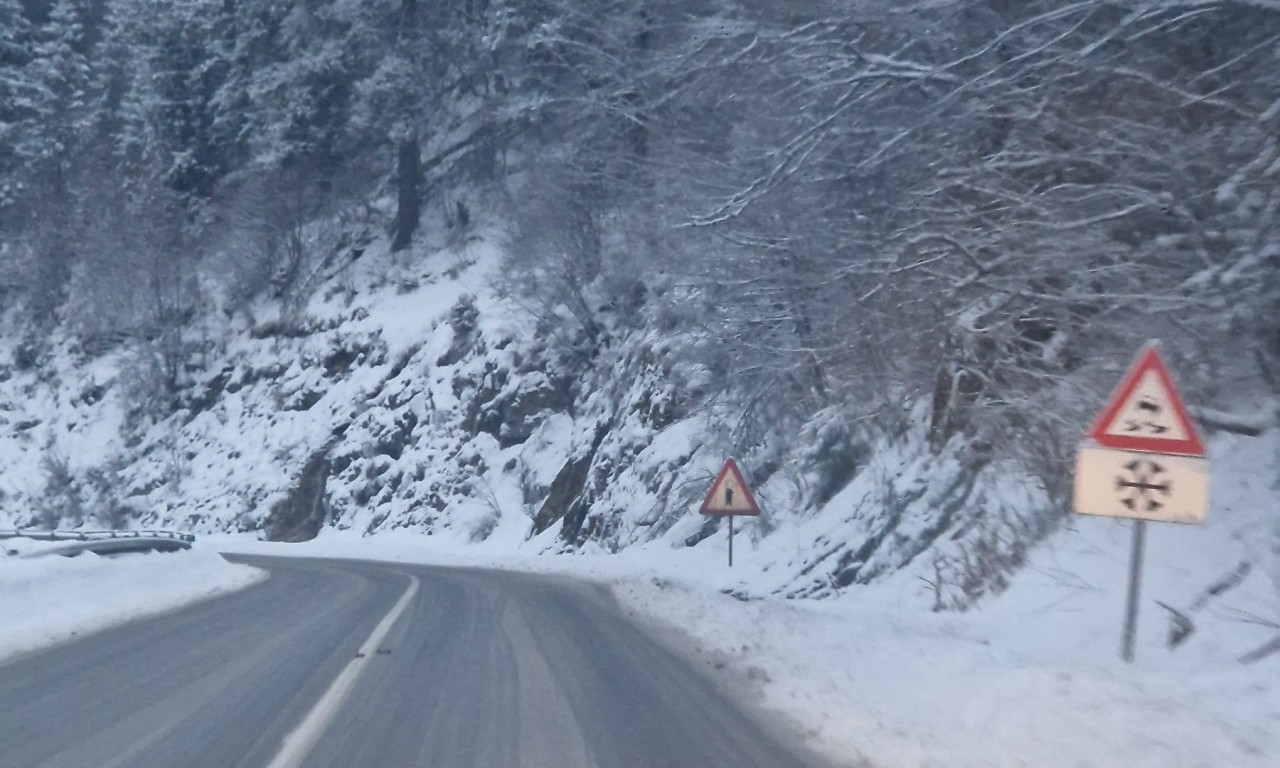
[{"left": 1115, "top": 458, "right": 1171, "bottom": 512}]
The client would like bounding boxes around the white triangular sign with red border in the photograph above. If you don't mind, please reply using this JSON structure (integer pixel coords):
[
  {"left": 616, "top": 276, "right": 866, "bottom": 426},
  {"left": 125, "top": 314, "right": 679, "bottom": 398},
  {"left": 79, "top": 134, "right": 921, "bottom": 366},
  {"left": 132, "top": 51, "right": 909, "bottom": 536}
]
[
  {"left": 700, "top": 458, "right": 760, "bottom": 516},
  {"left": 1087, "top": 342, "right": 1205, "bottom": 457}
]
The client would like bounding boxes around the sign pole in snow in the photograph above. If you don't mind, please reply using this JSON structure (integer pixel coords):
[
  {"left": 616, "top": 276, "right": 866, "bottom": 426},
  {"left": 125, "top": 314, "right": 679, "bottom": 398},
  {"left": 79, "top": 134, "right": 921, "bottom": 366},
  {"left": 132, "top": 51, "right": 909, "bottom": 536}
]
[
  {"left": 1121, "top": 519, "right": 1147, "bottom": 663},
  {"left": 1072, "top": 341, "right": 1209, "bottom": 663},
  {"left": 728, "top": 515, "right": 734, "bottom": 567},
  {"left": 700, "top": 458, "right": 760, "bottom": 568}
]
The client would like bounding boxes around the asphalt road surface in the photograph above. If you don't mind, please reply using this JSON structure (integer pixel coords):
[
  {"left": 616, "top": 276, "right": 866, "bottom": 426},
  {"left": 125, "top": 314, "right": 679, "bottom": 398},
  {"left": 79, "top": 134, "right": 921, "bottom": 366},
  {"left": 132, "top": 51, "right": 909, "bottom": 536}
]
[{"left": 0, "top": 556, "right": 833, "bottom": 768}]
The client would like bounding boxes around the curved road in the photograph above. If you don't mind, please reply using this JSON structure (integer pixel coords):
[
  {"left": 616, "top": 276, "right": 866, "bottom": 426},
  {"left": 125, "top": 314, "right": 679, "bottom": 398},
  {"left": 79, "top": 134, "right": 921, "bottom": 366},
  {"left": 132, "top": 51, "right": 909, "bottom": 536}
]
[{"left": 0, "top": 556, "right": 832, "bottom": 768}]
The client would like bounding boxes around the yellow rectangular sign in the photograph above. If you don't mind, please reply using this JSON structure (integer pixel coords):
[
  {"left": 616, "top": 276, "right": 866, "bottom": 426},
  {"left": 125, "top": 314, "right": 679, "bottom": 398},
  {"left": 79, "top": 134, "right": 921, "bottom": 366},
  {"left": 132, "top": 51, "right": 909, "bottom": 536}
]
[{"left": 1073, "top": 445, "right": 1208, "bottom": 524}]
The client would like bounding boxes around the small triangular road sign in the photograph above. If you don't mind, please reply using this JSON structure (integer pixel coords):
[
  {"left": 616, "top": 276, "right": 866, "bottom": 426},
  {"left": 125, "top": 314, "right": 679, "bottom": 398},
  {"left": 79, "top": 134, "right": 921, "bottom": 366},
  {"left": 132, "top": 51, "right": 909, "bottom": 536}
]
[
  {"left": 700, "top": 458, "right": 760, "bottom": 516},
  {"left": 1087, "top": 342, "right": 1205, "bottom": 457}
]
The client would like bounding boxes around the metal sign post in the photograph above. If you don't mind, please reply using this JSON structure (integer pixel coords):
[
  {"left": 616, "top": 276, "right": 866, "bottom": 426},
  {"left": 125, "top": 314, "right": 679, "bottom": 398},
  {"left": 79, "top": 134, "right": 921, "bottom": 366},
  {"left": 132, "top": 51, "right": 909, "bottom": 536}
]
[
  {"left": 728, "top": 515, "right": 734, "bottom": 567},
  {"left": 1120, "top": 519, "right": 1147, "bottom": 663}
]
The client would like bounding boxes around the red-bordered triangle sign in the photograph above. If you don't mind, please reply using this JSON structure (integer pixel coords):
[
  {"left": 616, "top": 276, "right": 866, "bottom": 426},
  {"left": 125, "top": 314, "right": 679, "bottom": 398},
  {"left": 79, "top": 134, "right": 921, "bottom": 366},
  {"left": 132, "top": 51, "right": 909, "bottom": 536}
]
[
  {"left": 1087, "top": 342, "right": 1205, "bottom": 457},
  {"left": 700, "top": 458, "right": 760, "bottom": 516}
]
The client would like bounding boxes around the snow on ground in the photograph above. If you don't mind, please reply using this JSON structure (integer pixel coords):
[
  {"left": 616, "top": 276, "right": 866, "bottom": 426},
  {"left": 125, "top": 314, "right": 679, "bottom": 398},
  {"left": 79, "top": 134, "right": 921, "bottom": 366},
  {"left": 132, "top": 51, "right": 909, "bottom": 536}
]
[
  {"left": 213, "top": 428, "right": 1279, "bottom": 768},
  {"left": 0, "top": 543, "right": 265, "bottom": 664},
  {"left": 1, "top": 430, "right": 1274, "bottom": 767}
]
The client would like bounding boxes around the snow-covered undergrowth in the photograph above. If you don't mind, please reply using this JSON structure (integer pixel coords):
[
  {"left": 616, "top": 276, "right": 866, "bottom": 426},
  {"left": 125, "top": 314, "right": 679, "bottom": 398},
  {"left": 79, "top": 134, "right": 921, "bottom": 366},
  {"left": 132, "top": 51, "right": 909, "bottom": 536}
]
[
  {"left": 0, "top": 231, "right": 1065, "bottom": 602},
  {"left": 0, "top": 545, "right": 264, "bottom": 663},
  {"left": 619, "top": 431, "right": 1278, "bottom": 768},
  {"left": 214, "top": 428, "right": 1278, "bottom": 768}
]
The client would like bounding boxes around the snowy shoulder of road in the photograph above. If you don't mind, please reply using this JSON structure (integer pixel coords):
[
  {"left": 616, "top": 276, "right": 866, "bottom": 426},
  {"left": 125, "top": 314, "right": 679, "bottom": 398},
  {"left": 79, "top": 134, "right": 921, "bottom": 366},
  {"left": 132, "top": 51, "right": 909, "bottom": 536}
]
[
  {"left": 215, "top": 428, "right": 1280, "bottom": 768},
  {"left": 0, "top": 543, "right": 265, "bottom": 664}
]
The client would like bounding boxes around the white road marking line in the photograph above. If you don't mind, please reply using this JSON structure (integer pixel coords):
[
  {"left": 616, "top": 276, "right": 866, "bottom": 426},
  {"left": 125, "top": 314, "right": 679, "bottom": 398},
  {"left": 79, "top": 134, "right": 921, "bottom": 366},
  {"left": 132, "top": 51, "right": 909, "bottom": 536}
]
[{"left": 265, "top": 574, "right": 420, "bottom": 768}]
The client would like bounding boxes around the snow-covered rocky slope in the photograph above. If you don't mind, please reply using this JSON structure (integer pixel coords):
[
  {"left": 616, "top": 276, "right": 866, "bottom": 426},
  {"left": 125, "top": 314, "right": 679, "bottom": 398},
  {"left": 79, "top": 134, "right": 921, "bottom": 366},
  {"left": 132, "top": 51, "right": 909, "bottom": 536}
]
[{"left": 0, "top": 232, "right": 1275, "bottom": 611}]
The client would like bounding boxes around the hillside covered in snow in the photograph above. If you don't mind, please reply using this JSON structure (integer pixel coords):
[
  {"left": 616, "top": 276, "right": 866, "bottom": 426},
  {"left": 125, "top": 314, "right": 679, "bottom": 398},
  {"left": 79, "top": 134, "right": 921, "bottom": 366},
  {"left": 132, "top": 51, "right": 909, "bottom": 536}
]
[
  {"left": 0, "top": 229, "right": 1036, "bottom": 603},
  {"left": 1, "top": 223, "right": 1277, "bottom": 618},
  {"left": 0, "top": 0, "right": 1276, "bottom": 613}
]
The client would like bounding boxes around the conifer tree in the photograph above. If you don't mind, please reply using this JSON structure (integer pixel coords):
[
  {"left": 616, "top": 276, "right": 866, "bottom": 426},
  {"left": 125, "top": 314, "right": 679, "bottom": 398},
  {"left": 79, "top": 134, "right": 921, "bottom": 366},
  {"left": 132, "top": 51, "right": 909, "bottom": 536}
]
[{"left": 0, "top": 0, "right": 34, "bottom": 215}]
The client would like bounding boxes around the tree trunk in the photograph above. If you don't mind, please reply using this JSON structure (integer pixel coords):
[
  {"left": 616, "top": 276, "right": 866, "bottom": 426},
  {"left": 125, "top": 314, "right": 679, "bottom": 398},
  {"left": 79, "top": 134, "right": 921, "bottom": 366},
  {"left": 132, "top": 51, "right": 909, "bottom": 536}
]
[{"left": 391, "top": 133, "right": 423, "bottom": 253}]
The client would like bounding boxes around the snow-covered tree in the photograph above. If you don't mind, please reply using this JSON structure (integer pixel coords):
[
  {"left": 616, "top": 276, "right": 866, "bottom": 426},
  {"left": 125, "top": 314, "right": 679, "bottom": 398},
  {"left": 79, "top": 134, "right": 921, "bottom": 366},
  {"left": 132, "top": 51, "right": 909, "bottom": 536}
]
[
  {"left": 0, "top": 0, "right": 34, "bottom": 215},
  {"left": 22, "top": 0, "right": 92, "bottom": 188}
]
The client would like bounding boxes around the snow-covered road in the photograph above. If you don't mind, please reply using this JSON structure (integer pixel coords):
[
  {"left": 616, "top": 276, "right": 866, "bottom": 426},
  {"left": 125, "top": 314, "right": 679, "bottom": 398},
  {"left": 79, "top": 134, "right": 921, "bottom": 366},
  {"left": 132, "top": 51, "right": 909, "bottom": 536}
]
[
  {"left": 2, "top": 431, "right": 1275, "bottom": 768},
  {"left": 1, "top": 555, "right": 829, "bottom": 768},
  {"left": 2, "top": 523, "right": 1276, "bottom": 767}
]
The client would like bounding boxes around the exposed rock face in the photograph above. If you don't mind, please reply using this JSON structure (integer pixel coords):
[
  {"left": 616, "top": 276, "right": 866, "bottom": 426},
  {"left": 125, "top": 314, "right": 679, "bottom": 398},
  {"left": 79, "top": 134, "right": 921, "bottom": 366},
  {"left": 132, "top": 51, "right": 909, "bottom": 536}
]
[
  {"left": 532, "top": 423, "right": 610, "bottom": 536},
  {"left": 264, "top": 451, "right": 331, "bottom": 542},
  {"left": 467, "top": 371, "right": 573, "bottom": 448}
]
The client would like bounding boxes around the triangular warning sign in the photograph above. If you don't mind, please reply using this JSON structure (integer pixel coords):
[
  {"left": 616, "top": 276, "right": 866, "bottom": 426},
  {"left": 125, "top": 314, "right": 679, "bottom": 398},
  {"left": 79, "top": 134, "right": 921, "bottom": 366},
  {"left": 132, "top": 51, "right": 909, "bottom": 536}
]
[
  {"left": 1087, "top": 343, "right": 1205, "bottom": 457},
  {"left": 700, "top": 458, "right": 760, "bottom": 516}
]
